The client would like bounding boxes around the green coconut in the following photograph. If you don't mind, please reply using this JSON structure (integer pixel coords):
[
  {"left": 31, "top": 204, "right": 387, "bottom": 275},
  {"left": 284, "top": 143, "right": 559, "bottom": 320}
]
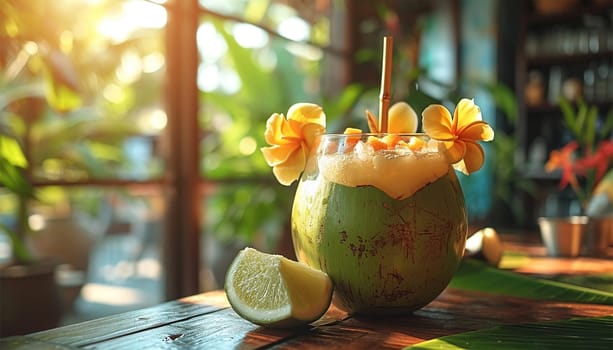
[{"left": 291, "top": 167, "right": 467, "bottom": 314}]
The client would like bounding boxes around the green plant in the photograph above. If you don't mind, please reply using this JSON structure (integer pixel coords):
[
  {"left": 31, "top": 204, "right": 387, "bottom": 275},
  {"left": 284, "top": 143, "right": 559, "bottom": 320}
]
[
  {"left": 0, "top": 0, "right": 157, "bottom": 265},
  {"left": 200, "top": 18, "right": 365, "bottom": 246},
  {"left": 543, "top": 98, "right": 613, "bottom": 209},
  {"left": 0, "top": 134, "right": 34, "bottom": 263}
]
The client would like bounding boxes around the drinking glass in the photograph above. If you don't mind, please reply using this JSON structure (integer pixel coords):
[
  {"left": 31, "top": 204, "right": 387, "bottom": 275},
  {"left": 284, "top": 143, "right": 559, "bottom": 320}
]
[{"left": 291, "top": 133, "right": 467, "bottom": 315}]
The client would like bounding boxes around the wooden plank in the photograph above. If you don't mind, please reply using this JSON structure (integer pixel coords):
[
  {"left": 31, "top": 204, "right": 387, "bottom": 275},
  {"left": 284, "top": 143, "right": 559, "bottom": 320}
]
[
  {"left": 73, "top": 292, "right": 347, "bottom": 350},
  {"left": 0, "top": 336, "right": 78, "bottom": 349},
  {"left": 266, "top": 288, "right": 613, "bottom": 349},
  {"left": 81, "top": 309, "right": 280, "bottom": 349},
  {"left": 78, "top": 297, "right": 348, "bottom": 349},
  {"left": 8, "top": 286, "right": 613, "bottom": 349},
  {"left": 65, "top": 288, "right": 613, "bottom": 350},
  {"left": 28, "top": 295, "right": 226, "bottom": 347}
]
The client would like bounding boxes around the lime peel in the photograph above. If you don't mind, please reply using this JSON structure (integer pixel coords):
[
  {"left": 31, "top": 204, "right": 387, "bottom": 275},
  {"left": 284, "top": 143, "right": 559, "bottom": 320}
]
[{"left": 225, "top": 247, "right": 333, "bottom": 328}]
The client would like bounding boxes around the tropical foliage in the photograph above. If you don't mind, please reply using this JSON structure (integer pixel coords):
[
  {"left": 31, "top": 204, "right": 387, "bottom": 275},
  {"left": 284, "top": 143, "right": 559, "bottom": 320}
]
[{"left": 545, "top": 99, "right": 613, "bottom": 209}]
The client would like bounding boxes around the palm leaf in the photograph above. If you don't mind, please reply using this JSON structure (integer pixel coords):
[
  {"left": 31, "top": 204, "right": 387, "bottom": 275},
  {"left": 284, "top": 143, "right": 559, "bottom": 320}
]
[
  {"left": 408, "top": 316, "right": 613, "bottom": 350},
  {"left": 450, "top": 259, "right": 613, "bottom": 305},
  {"left": 552, "top": 274, "right": 613, "bottom": 293}
]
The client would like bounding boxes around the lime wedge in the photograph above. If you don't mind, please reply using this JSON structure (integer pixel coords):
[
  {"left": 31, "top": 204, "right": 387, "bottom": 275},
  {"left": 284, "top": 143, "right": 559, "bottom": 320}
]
[{"left": 224, "top": 247, "right": 333, "bottom": 328}]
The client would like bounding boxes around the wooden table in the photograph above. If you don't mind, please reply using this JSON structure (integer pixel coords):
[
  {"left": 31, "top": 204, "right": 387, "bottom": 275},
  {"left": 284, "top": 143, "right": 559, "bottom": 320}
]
[{"left": 2, "top": 234, "right": 612, "bottom": 349}]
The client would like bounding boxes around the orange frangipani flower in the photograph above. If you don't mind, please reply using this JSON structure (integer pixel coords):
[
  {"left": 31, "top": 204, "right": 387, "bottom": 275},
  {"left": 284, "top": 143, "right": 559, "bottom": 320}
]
[
  {"left": 422, "top": 98, "right": 494, "bottom": 175},
  {"left": 261, "top": 103, "right": 326, "bottom": 185}
]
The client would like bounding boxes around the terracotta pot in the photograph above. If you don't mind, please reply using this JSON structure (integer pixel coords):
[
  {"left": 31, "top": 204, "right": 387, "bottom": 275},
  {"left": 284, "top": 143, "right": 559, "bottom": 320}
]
[{"left": 0, "top": 260, "right": 63, "bottom": 336}]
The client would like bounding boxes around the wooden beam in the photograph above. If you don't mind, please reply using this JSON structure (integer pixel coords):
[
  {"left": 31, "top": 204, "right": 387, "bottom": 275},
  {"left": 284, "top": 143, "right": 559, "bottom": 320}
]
[{"left": 163, "top": 0, "right": 201, "bottom": 299}]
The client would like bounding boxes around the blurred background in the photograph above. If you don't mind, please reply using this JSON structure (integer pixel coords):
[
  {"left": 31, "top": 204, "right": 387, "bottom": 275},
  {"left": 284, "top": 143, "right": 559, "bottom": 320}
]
[{"left": 0, "top": 0, "right": 611, "bottom": 333}]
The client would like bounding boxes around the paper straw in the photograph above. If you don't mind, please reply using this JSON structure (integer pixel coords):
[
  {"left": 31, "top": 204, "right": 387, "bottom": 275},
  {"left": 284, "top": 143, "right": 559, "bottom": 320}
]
[{"left": 378, "top": 36, "right": 393, "bottom": 133}]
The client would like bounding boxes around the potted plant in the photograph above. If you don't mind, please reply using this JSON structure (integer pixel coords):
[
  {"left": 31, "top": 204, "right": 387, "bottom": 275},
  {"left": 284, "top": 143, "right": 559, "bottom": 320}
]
[
  {"left": 0, "top": 130, "right": 64, "bottom": 336},
  {"left": 0, "top": 40, "right": 93, "bottom": 332},
  {"left": 0, "top": 14, "right": 131, "bottom": 335},
  {"left": 540, "top": 98, "right": 613, "bottom": 257}
]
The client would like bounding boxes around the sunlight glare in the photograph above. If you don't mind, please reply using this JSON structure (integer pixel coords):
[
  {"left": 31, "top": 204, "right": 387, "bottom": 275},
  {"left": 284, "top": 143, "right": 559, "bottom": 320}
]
[
  {"left": 116, "top": 50, "right": 142, "bottom": 84},
  {"left": 59, "top": 31, "right": 74, "bottom": 53},
  {"left": 98, "top": 16, "right": 130, "bottom": 43},
  {"left": 232, "top": 23, "right": 269, "bottom": 49},
  {"left": 124, "top": 1, "right": 167, "bottom": 29},
  {"left": 220, "top": 68, "right": 241, "bottom": 94},
  {"left": 103, "top": 83, "right": 125, "bottom": 104},
  {"left": 198, "top": 64, "right": 220, "bottom": 92},
  {"left": 98, "top": 1, "right": 166, "bottom": 43},
  {"left": 278, "top": 16, "right": 310, "bottom": 42},
  {"left": 142, "top": 52, "right": 165, "bottom": 73},
  {"left": 28, "top": 214, "right": 46, "bottom": 231},
  {"left": 286, "top": 42, "right": 323, "bottom": 61},
  {"left": 197, "top": 23, "right": 228, "bottom": 63},
  {"left": 138, "top": 108, "right": 167, "bottom": 134},
  {"left": 149, "top": 109, "right": 168, "bottom": 131},
  {"left": 81, "top": 283, "right": 144, "bottom": 306},
  {"left": 136, "top": 258, "right": 161, "bottom": 279},
  {"left": 238, "top": 136, "right": 257, "bottom": 155},
  {"left": 23, "top": 41, "right": 38, "bottom": 55}
]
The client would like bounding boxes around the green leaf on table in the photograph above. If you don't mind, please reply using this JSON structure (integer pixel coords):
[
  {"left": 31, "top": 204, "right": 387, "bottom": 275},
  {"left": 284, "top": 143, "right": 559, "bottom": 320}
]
[
  {"left": 408, "top": 316, "right": 613, "bottom": 350},
  {"left": 552, "top": 274, "right": 613, "bottom": 294},
  {"left": 450, "top": 259, "right": 613, "bottom": 305}
]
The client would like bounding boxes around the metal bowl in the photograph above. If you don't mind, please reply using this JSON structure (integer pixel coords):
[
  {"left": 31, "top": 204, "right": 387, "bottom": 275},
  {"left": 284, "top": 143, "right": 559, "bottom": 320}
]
[
  {"left": 585, "top": 216, "right": 613, "bottom": 257},
  {"left": 537, "top": 216, "right": 589, "bottom": 257}
]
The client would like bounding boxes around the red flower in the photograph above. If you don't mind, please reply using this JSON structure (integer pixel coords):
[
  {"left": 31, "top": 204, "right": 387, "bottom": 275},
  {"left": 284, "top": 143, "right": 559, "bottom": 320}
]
[
  {"left": 545, "top": 141, "right": 579, "bottom": 190},
  {"left": 574, "top": 140, "right": 613, "bottom": 184}
]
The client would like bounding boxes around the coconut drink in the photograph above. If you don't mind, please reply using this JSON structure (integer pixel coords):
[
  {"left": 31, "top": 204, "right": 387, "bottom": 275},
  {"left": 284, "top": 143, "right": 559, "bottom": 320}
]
[
  {"left": 261, "top": 98, "right": 494, "bottom": 315},
  {"left": 261, "top": 36, "right": 493, "bottom": 316},
  {"left": 291, "top": 133, "right": 467, "bottom": 313}
]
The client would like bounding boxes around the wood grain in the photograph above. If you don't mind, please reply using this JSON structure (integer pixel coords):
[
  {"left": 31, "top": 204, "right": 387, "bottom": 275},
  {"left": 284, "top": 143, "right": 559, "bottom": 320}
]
[
  {"left": 3, "top": 287, "right": 610, "bottom": 350},
  {"left": 2, "top": 234, "right": 611, "bottom": 349}
]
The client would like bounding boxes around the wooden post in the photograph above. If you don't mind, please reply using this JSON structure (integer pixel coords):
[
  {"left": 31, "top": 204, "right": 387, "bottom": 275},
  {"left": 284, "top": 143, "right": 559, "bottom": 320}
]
[{"left": 164, "top": 0, "right": 201, "bottom": 299}]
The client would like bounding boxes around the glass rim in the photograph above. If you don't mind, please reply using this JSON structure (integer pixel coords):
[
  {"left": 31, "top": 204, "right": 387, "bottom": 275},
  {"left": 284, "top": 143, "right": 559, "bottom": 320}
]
[
  {"left": 318, "top": 132, "right": 431, "bottom": 140},
  {"left": 319, "top": 132, "right": 429, "bottom": 137}
]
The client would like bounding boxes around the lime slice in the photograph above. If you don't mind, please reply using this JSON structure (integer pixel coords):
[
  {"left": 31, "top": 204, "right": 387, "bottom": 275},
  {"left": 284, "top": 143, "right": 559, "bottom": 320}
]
[{"left": 224, "top": 247, "right": 333, "bottom": 328}]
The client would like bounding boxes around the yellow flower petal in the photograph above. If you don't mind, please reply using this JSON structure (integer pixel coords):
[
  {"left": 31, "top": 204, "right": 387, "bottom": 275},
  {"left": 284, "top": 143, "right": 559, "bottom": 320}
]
[
  {"left": 454, "top": 98, "right": 482, "bottom": 133},
  {"left": 422, "top": 104, "right": 456, "bottom": 141},
  {"left": 388, "top": 102, "right": 418, "bottom": 133},
  {"left": 263, "top": 104, "right": 327, "bottom": 186},
  {"left": 282, "top": 118, "right": 302, "bottom": 141},
  {"left": 300, "top": 123, "right": 325, "bottom": 149},
  {"left": 422, "top": 99, "right": 494, "bottom": 175},
  {"left": 264, "top": 113, "right": 290, "bottom": 145},
  {"left": 460, "top": 141, "right": 485, "bottom": 174},
  {"left": 287, "top": 103, "right": 326, "bottom": 127},
  {"left": 442, "top": 139, "right": 466, "bottom": 164},
  {"left": 261, "top": 143, "right": 300, "bottom": 166},
  {"left": 272, "top": 145, "right": 307, "bottom": 186},
  {"left": 460, "top": 121, "right": 495, "bottom": 142}
]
